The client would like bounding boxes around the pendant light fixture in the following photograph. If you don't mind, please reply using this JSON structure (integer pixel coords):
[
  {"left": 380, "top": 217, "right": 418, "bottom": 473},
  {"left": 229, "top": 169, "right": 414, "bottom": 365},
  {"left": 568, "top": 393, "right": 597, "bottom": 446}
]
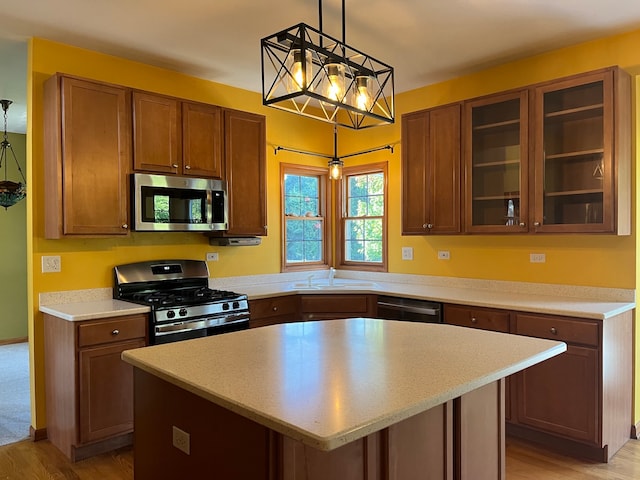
[
  {"left": 274, "top": 125, "right": 393, "bottom": 180},
  {"left": 261, "top": 0, "right": 394, "bottom": 130},
  {"left": 0, "top": 100, "right": 26, "bottom": 210}
]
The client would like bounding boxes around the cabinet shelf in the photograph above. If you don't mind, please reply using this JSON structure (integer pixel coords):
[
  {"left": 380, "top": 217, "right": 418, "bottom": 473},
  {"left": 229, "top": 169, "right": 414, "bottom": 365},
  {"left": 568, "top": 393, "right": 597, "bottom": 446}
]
[
  {"left": 473, "top": 194, "right": 521, "bottom": 201},
  {"left": 473, "top": 118, "right": 520, "bottom": 131},
  {"left": 544, "top": 103, "right": 603, "bottom": 120},
  {"left": 544, "top": 188, "right": 603, "bottom": 198},
  {"left": 473, "top": 159, "right": 520, "bottom": 168},
  {"left": 545, "top": 149, "right": 604, "bottom": 160}
]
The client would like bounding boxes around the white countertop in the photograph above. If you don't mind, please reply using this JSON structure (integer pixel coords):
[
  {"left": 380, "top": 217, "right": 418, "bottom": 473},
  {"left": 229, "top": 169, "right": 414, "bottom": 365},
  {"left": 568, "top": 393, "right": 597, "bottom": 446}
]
[
  {"left": 39, "top": 299, "right": 150, "bottom": 321},
  {"left": 122, "top": 318, "right": 566, "bottom": 450}
]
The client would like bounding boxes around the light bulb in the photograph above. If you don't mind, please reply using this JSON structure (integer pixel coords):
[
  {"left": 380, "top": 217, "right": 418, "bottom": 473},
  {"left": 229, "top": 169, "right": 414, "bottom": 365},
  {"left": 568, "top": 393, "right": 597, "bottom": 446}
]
[
  {"left": 285, "top": 49, "right": 311, "bottom": 93},
  {"left": 353, "top": 76, "right": 373, "bottom": 111},
  {"left": 323, "top": 63, "right": 346, "bottom": 102},
  {"left": 329, "top": 159, "right": 343, "bottom": 180}
]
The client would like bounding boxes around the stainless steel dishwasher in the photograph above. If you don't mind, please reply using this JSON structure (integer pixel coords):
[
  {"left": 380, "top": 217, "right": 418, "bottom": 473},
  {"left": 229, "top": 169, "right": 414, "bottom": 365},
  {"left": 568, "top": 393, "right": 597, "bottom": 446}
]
[{"left": 376, "top": 295, "right": 442, "bottom": 323}]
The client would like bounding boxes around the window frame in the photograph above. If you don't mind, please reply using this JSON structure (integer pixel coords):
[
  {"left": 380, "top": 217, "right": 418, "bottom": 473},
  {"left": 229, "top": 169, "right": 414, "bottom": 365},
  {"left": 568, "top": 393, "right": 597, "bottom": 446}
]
[
  {"left": 280, "top": 163, "right": 332, "bottom": 272},
  {"left": 336, "top": 162, "right": 388, "bottom": 272}
]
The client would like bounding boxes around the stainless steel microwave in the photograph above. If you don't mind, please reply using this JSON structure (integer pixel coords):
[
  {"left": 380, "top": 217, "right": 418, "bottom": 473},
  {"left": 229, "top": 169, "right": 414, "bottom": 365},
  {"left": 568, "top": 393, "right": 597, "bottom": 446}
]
[{"left": 132, "top": 173, "right": 228, "bottom": 232}]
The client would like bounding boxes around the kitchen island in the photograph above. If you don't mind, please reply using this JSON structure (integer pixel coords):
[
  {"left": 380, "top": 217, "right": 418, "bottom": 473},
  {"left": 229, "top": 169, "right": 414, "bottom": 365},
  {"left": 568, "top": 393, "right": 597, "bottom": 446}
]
[{"left": 122, "top": 318, "right": 565, "bottom": 479}]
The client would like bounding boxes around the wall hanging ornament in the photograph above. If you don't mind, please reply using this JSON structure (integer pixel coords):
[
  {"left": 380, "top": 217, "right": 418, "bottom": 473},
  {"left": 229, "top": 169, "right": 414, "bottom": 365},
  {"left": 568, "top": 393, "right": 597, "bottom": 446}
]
[{"left": 0, "top": 99, "right": 26, "bottom": 210}]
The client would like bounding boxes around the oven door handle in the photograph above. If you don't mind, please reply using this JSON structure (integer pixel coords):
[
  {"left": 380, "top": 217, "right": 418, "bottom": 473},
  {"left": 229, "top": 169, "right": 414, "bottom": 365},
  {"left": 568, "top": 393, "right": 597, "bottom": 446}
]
[
  {"left": 221, "top": 312, "right": 251, "bottom": 325},
  {"left": 155, "top": 319, "right": 210, "bottom": 336}
]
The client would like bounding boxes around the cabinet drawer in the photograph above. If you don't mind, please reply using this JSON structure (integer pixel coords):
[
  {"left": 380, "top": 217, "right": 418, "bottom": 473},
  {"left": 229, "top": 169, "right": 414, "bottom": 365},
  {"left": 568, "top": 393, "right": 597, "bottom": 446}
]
[
  {"left": 249, "top": 296, "right": 298, "bottom": 319},
  {"left": 78, "top": 315, "right": 147, "bottom": 348},
  {"left": 444, "top": 304, "right": 510, "bottom": 333},
  {"left": 514, "top": 313, "right": 599, "bottom": 347}
]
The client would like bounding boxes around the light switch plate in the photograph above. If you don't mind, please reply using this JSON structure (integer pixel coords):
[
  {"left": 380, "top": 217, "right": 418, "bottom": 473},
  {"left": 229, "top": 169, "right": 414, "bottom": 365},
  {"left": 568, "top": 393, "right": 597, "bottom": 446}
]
[
  {"left": 42, "top": 255, "right": 61, "bottom": 273},
  {"left": 401, "top": 247, "right": 413, "bottom": 260},
  {"left": 530, "top": 253, "right": 546, "bottom": 263}
]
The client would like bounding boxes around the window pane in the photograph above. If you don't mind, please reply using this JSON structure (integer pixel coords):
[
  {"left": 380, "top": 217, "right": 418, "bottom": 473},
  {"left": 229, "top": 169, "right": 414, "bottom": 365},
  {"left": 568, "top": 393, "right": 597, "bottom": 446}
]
[
  {"left": 287, "top": 241, "right": 304, "bottom": 262},
  {"left": 306, "top": 241, "right": 322, "bottom": 262},
  {"left": 346, "top": 240, "right": 365, "bottom": 261},
  {"left": 349, "top": 175, "right": 368, "bottom": 198},
  {"left": 284, "top": 174, "right": 301, "bottom": 196},
  {"left": 364, "top": 240, "right": 383, "bottom": 262},
  {"left": 300, "top": 176, "right": 319, "bottom": 198},
  {"left": 286, "top": 219, "right": 304, "bottom": 241},
  {"left": 284, "top": 196, "right": 302, "bottom": 216},
  {"left": 368, "top": 195, "right": 384, "bottom": 216},
  {"left": 301, "top": 198, "right": 319, "bottom": 216},
  {"left": 345, "top": 219, "right": 364, "bottom": 241},
  {"left": 368, "top": 173, "right": 384, "bottom": 195},
  {"left": 364, "top": 218, "right": 382, "bottom": 241},
  {"left": 303, "top": 219, "right": 322, "bottom": 240}
]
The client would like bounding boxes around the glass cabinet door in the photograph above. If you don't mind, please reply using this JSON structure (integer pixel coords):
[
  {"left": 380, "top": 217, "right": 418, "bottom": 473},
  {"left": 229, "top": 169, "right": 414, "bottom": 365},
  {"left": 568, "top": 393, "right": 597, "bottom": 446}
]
[
  {"left": 465, "top": 90, "right": 529, "bottom": 233},
  {"left": 534, "top": 71, "right": 613, "bottom": 233}
]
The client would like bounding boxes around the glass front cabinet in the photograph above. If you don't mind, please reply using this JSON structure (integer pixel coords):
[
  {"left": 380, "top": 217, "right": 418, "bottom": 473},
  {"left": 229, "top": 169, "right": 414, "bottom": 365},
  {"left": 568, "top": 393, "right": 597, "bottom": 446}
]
[
  {"left": 465, "top": 67, "right": 630, "bottom": 235},
  {"left": 465, "top": 90, "right": 529, "bottom": 233}
]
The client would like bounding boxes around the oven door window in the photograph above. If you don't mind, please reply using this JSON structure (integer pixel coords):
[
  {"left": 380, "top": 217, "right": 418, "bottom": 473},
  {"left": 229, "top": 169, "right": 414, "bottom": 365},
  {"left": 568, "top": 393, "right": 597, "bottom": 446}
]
[{"left": 141, "top": 186, "right": 208, "bottom": 224}]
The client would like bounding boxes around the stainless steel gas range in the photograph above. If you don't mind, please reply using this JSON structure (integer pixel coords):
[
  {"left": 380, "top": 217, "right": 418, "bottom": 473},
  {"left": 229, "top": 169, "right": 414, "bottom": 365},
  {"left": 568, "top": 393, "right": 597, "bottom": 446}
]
[{"left": 113, "top": 259, "right": 249, "bottom": 344}]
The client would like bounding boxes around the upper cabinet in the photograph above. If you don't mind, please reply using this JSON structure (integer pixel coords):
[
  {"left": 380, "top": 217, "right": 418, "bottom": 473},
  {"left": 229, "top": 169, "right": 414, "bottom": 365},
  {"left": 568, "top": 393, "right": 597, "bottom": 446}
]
[
  {"left": 133, "top": 92, "right": 223, "bottom": 178},
  {"left": 461, "top": 66, "right": 630, "bottom": 235},
  {"left": 222, "top": 109, "right": 267, "bottom": 236},
  {"left": 464, "top": 90, "right": 529, "bottom": 233},
  {"left": 532, "top": 68, "right": 630, "bottom": 234},
  {"left": 44, "top": 74, "right": 131, "bottom": 238},
  {"left": 402, "top": 103, "right": 462, "bottom": 235}
]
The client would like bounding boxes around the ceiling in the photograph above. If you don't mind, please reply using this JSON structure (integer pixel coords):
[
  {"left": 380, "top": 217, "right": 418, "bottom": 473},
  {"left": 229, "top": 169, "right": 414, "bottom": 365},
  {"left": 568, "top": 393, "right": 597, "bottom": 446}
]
[{"left": 2, "top": 0, "right": 640, "bottom": 134}]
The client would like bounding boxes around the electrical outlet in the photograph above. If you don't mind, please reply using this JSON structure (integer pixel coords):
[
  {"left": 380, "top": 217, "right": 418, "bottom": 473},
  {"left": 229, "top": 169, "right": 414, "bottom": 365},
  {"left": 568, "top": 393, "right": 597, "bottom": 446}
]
[
  {"left": 42, "top": 255, "right": 61, "bottom": 273},
  {"left": 172, "top": 426, "right": 190, "bottom": 455},
  {"left": 530, "top": 253, "right": 546, "bottom": 263},
  {"left": 206, "top": 252, "right": 219, "bottom": 262},
  {"left": 437, "top": 250, "right": 450, "bottom": 260},
  {"left": 401, "top": 247, "right": 413, "bottom": 260}
]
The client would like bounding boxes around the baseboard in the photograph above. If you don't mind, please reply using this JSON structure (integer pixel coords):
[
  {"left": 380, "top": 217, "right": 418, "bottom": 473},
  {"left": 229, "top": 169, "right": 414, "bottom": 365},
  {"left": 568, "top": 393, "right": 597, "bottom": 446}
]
[
  {"left": 631, "top": 422, "right": 640, "bottom": 440},
  {"left": 0, "top": 336, "right": 28, "bottom": 346},
  {"left": 30, "top": 426, "right": 47, "bottom": 442}
]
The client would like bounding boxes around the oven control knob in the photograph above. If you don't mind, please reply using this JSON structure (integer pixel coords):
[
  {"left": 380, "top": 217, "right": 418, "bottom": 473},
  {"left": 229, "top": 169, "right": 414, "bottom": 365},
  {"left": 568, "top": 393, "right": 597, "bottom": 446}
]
[
  {"left": 222, "top": 303, "right": 230, "bottom": 311},
  {"left": 179, "top": 308, "right": 188, "bottom": 317},
  {"left": 232, "top": 301, "right": 240, "bottom": 309},
  {"left": 166, "top": 310, "right": 176, "bottom": 319}
]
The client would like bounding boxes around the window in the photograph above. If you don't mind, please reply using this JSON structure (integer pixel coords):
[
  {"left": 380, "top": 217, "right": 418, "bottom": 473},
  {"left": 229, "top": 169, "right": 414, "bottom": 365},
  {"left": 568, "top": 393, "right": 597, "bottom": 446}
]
[
  {"left": 281, "top": 164, "right": 331, "bottom": 271},
  {"left": 337, "top": 162, "right": 387, "bottom": 271}
]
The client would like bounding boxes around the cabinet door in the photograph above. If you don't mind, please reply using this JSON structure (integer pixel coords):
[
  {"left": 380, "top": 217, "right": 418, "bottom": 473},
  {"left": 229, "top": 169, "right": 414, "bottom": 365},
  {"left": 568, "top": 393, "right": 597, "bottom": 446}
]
[
  {"left": 515, "top": 344, "right": 599, "bottom": 444},
  {"left": 249, "top": 296, "right": 299, "bottom": 327},
  {"left": 402, "top": 104, "right": 461, "bottom": 235},
  {"left": 133, "top": 92, "right": 181, "bottom": 174},
  {"left": 444, "top": 304, "right": 510, "bottom": 333},
  {"left": 44, "top": 75, "right": 131, "bottom": 238},
  {"left": 224, "top": 109, "right": 267, "bottom": 236},
  {"left": 464, "top": 90, "right": 529, "bottom": 233},
  {"left": 532, "top": 68, "right": 629, "bottom": 234},
  {"left": 78, "top": 339, "right": 145, "bottom": 444},
  {"left": 300, "top": 294, "right": 376, "bottom": 321},
  {"left": 182, "top": 101, "right": 223, "bottom": 178}
]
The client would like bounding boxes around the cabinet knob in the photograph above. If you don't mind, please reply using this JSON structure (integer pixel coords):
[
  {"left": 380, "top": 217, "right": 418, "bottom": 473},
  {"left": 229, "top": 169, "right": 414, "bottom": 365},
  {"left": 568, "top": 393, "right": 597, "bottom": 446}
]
[
  {"left": 122, "top": 224, "right": 128, "bottom": 229},
  {"left": 550, "top": 327, "right": 558, "bottom": 335},
  {"left": 272, "top": 306, "right": 278, "bottom": 312},
  {"left": 111, "top": 329, "right": 120, "bottom": 336},
  {"left": 534, "top": 221, "right": 541, "bottom": 227},
  {"left": 185, "top": 165, "right": 191, "bottom": 170},
  {"left": 471, "top": 317, "right": 478, "bottom": 324},
  {"left": 519, "top": 222, "right": 526, "bottom": 227},
  {"left": 422, "top": 223, "right": 433, "bottom": 229},
  {"left": 172, "top": 164, "right": 178, "bottom": 168}
]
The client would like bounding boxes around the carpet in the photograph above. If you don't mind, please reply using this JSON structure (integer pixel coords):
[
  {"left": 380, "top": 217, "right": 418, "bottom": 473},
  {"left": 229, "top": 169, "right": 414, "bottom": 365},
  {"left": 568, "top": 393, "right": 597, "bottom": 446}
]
[{"left": 0, "top": 342, "right": 31, "bottom": 446}]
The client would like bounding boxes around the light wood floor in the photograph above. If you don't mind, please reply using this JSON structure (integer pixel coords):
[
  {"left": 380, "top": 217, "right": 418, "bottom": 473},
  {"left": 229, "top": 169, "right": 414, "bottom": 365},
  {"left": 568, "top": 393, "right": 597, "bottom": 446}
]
[{"left": 1, "top": 437, "right": 639, "bottom": 479}]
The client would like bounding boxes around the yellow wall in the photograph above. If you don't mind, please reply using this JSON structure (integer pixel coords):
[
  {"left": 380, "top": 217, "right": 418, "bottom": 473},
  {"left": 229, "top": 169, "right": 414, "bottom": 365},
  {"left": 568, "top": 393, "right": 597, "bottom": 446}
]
[
  {"left": 0, "top": 133, "right": 27, "bottom": 341},
  {"left": 27, "top": 28, "right": 639, "bottom": 431}
]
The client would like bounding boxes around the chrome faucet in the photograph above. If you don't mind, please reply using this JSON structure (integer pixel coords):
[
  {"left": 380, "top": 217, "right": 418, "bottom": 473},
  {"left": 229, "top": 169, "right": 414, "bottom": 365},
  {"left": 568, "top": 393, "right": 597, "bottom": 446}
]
[{"left": 328, "top": 267, "right": 336, "bottom": 286}]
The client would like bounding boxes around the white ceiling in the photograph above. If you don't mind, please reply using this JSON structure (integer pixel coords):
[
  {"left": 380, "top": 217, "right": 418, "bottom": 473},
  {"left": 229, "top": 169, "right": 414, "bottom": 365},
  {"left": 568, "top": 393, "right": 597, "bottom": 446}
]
[{"left": 2, "top": 0, "right": 640, "bottom": 134}]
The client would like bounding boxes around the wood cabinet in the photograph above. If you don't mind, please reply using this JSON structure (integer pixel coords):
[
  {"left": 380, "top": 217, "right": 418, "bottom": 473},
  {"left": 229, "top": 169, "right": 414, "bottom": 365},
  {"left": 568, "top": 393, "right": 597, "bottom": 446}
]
[
  {"left": 464, "top": 90, "right": 529, "bottom": 233},
  {"left": 445, "top": 303, "right": 632, "bottom": 462},
  {"left": 402, "top": 103, "right": 461, "bottom": 234},
  {"left": 249, "top": 295, "right": 300, "bottom": 328},
  {"left": 300, "top": 294, "right": 377, "bottom": 321},
  {"left": 222, "top": 109, "right": 267, "bottom": 236},
  {"left": 133, "top": 92, "right": 223, "bottom": 178},
  {"left": 44, "top": 74, "right": 131, "bottom": 238},
  {"left": 44, "top": 313, "right": 147, "bottom": 461},
  {"left": 532, "top": 67, "right": 630, "bottom": 234},
  {"left": 463, "top": 66, "right": 630, "bottom": 235}
]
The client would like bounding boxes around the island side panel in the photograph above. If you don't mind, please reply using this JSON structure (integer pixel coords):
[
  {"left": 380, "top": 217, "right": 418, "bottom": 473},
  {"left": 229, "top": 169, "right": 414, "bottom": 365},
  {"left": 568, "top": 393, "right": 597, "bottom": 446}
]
[
  {"left": 456, "top": 379, "right": 505, "bottom": 480},
  {"left": 132, "top": 369, "right": 273, "bottom": 480}
]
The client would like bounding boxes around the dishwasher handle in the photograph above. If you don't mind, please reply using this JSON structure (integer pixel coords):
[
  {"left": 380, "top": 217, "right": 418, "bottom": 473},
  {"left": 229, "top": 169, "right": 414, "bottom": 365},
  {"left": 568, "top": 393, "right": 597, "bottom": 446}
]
[{"left": 377, "top": 301, "right": 440, "bottom": 316}]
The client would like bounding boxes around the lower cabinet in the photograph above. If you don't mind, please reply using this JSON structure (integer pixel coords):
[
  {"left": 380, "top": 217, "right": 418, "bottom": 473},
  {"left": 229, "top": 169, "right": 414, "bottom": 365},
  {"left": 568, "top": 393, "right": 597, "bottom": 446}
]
[
  {"left": 444, "top": 304, "right": 632, "bottom": 462},
  {"left": 44, "top": 313, "right": 147, "bottom": 461},
  {"left": 249, "top": 295, "right": 300, "bottom": 328},
  {"left": 300, "top": 294, "right": 377, "bottom": 321}
]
